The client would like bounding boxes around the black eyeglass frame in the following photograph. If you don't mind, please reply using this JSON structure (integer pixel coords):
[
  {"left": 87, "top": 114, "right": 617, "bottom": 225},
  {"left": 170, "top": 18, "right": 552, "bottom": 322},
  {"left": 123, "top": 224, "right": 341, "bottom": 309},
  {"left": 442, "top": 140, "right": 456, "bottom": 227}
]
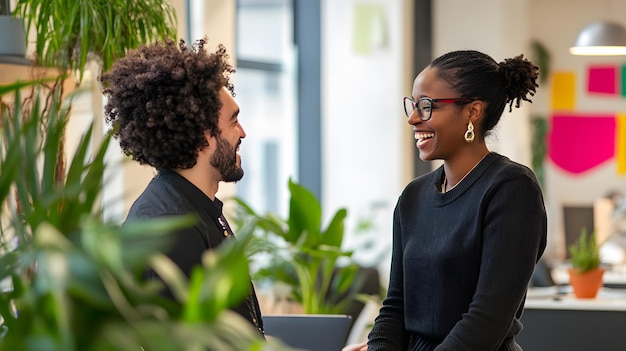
[{"left": 403, "top": 96, "right": 474, "bottom": 121}]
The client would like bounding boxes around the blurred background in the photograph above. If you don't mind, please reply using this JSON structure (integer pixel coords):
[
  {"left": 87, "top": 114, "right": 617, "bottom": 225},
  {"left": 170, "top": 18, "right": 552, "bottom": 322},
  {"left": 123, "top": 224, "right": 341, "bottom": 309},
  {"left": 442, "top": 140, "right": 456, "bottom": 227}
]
[{"left": 18, "top": 0, "right": 625, "bottom": 278}]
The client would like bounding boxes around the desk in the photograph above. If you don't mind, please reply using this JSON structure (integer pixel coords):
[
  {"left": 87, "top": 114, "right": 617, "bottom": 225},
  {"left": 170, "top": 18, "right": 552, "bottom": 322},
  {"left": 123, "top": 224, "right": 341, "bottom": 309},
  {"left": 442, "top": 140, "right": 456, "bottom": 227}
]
[
  {"left": 518, "top": 287, "right": 626, "bottom": 351},
  {"left": 551, "top": 264, "right": 626, "bottom": 289}
]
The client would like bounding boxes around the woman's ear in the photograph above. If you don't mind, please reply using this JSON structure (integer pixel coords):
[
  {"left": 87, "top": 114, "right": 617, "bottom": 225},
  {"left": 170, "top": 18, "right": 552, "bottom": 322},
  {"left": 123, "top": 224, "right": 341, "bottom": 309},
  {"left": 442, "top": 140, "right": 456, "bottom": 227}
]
[{"left": 467, "top": 100, "right": 485, "bottom": 122}]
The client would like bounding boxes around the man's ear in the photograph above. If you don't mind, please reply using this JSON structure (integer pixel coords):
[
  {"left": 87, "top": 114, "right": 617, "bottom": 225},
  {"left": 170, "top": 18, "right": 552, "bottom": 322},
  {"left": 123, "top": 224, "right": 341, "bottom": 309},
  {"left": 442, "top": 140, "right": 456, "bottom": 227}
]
[
  {"left": 204, "top": 130, "right": 216, "bottom": 146},
  {"left": 198, "top": 130, "right": 216, "bottom": 156}
]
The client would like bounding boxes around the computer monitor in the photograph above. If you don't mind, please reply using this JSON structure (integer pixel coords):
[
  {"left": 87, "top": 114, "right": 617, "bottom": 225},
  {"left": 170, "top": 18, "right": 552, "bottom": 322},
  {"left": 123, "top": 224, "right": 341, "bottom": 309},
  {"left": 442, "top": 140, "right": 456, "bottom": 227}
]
[{"left": 563, "top": 205, "right": 594, "bottom": 258}]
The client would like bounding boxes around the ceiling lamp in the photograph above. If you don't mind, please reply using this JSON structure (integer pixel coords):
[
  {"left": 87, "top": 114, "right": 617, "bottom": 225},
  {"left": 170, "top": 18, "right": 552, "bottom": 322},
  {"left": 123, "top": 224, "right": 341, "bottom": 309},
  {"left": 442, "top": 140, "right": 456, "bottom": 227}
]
[{"left": 569, "top": 21, "right": 626, "bottom": 56}]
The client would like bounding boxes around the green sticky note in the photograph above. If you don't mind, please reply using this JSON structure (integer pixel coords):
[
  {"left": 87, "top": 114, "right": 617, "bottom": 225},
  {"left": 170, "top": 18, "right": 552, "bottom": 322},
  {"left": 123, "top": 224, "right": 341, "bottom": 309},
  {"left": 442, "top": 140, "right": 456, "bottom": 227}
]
[
  {"left": 621, "top": 64, "right": 626, "bottom": 97},
  {"left": 353, "top": 3, "right": 388, "bottom": 55}
]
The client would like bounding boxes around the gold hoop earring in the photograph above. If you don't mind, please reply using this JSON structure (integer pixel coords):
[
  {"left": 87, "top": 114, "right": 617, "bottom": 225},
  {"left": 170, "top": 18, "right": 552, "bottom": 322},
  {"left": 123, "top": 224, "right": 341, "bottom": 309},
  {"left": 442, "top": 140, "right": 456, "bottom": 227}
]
[{"left": 464, "top": 121, "right": 475, "bottom": 143}]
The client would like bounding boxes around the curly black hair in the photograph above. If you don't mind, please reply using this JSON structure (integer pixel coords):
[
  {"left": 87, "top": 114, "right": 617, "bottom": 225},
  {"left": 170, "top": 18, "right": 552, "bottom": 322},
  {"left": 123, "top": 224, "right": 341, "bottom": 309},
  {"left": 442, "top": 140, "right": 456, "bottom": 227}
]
[
  {"left": 430, "top": 50, "right": 539, "bottom": 137},
  {"left": 100, "top": 38, "right": 235, "bottom": 170}
]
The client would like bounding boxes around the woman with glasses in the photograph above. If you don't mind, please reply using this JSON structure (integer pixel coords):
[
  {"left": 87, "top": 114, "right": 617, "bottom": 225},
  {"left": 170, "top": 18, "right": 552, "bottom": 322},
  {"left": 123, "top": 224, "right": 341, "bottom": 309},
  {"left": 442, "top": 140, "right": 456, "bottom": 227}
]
[{"left": 344, "top": 50, "right": 546, "bottom": 351}]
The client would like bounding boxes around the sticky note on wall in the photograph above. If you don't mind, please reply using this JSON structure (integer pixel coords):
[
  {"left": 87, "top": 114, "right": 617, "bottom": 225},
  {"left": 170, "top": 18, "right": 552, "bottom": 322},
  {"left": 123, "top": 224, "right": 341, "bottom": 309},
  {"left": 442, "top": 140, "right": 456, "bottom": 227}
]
[
  {"left": 617, "top": 114, "right": 626, "bottom": 174},
  {"left": 548, "top": 114, "right": 615, "bottom": 174},
  {"left": 551, "top": 72, "right": 576, "bottom": 110},
  {"left": 353, "top": 3, "right": 388, "bottom": 55},
  {"left": 588, "top": 65, "right": 617, "bottom": 95},
  {"left": 622, "top": 65, "right": 626, "bottom": 98}
]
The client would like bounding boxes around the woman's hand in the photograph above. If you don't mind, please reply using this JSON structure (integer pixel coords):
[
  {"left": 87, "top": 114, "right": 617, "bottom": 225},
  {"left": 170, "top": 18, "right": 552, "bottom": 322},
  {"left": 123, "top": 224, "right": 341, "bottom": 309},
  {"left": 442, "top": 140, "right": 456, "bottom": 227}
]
[{"left": 342, "top": 342, "right": 368, "bottom": 351}]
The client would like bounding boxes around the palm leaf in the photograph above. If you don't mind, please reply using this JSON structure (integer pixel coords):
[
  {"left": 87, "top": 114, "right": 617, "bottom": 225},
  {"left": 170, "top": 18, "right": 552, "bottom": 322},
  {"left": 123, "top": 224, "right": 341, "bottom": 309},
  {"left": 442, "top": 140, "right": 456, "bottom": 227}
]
[{"left": 14, "top": 0, "right": 177, "bottom": 83}]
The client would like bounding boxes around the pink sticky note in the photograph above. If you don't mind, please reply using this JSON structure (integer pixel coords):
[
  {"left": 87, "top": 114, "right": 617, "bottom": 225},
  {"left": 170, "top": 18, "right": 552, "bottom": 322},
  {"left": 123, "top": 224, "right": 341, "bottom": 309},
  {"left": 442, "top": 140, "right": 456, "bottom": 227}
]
[
  {"left": 548, "top": 114, "right": 616, "bottom": 174},
  {"left": 587, "top": 65, "right": 617, "bottom": 95}
]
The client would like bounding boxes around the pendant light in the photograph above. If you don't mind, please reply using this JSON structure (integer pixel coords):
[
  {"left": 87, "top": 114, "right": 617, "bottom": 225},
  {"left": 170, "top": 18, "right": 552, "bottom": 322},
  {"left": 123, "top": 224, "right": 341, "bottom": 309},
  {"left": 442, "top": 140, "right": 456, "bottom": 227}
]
[{"left": 569, "top": 21, "right": 626, "bottom": 56}]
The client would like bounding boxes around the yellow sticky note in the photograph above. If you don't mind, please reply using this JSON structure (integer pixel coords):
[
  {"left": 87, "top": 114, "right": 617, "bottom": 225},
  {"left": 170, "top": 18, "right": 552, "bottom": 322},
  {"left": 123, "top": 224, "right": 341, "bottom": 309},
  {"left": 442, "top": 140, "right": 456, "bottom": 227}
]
[
  {"left": 616, "top": 114, "right": 626, "bottom": 175},
  {"left": 353, "top": 3, "right": 388, "bottom": 55},
  {"left": 551, "top": 72, "right": 576, "bottom": 111}
]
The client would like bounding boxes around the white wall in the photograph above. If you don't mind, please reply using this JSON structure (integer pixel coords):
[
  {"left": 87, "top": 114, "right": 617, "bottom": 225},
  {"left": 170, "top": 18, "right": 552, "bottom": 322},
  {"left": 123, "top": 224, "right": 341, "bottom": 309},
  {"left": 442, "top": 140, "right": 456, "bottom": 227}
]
[
  {"left": 321, "top": 0, "right": 408, "bottom": 272},
  {"left": 434, "top": 0, "right": 532, "bottom": 166}
]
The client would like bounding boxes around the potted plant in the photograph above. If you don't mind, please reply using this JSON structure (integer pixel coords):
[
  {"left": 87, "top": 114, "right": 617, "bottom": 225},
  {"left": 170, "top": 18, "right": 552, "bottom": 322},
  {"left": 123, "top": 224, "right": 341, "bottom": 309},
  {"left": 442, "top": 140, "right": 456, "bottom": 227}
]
[
  {"left": 0, "top": 80, "right": 286, "bottom": 350},
  {"left": 567, "top": 228, "right": 604, "bottom": 298},
  {"left": 14, "top": 0, "right": 177, "bottom": 82},
  {"left": 0, "top": 3, "right": 291, "bottom": 348},
  {"left": 7, "top": 0, "right": 178, "bottom": 188},
  {"left": 233, "top": 179, "right": 377, "bottom": 316}
]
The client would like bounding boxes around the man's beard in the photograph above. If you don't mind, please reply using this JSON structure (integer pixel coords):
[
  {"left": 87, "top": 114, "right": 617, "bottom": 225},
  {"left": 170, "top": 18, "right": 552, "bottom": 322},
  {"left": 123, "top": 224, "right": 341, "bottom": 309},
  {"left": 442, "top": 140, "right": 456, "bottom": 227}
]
[{"left": 211, "top": 135, "right": 244, "bottom": 182}]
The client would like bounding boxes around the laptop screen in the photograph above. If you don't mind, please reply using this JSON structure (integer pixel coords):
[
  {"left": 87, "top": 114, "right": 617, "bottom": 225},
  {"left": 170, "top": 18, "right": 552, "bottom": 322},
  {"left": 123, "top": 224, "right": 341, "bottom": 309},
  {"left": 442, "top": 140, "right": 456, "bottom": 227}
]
[{"left": 263, "top": 314, "right": 352, "bottom": 351}]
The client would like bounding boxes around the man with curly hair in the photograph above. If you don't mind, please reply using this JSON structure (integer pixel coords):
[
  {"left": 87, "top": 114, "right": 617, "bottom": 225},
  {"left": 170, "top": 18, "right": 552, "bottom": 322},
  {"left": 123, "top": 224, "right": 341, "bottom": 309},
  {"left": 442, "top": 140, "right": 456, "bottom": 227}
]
[{"left": 100, "top": 38, "right": 263, "bottom": 336}]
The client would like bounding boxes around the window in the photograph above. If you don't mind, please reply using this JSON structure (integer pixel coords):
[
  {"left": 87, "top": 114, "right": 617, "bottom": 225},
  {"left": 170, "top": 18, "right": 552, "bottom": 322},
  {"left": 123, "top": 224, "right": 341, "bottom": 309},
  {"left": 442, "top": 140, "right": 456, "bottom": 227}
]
[{"left": 234, "top": 0, "right": 297, "bottom": 215}]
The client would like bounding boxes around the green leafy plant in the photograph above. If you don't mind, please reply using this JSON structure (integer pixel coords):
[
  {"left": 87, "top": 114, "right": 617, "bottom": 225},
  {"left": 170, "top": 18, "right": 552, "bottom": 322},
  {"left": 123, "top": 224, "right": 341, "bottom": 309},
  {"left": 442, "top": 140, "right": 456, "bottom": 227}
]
[
  {"left": 529, "top": 40, "right": 551, "bottom": 191},
  {"left": 568, "top": 228, "right": 601, "bottom": 274},
  {"left": 9, "top": 0, "right": 178, "bottom": 194},
  {"left": 0, "top": 80, "right": 283, "bottom": 350},
  {"left": 1, "top": 3, "right": 283, "bottom": 349},
  {"left": 530, "top": 116, "right": 548, "bottom": 190},
  {"left": 531, "top": 40, "right": 551, "bottom": 85},
  {"left": 14, "top": 0, "right": 177, "bottom": 83},
  {"left": 234, "top": 179, "right": 369, "bottom": 315}
]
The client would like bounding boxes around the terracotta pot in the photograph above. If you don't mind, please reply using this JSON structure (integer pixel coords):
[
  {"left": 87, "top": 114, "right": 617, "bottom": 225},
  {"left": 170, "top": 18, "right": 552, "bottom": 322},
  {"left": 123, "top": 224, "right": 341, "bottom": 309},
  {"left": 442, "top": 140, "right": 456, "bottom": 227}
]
[{"left": 568, "top": 267, "right": 605, "bottom": 299}]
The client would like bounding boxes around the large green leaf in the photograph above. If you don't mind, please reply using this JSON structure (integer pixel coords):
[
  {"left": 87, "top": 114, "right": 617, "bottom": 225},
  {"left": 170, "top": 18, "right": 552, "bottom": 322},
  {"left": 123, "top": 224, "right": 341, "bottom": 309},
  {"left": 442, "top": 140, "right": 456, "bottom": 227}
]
[
  {"left": 287, "top": 178, "right": 321, "bottom": 245},
  {"left": 322, "top": 208, "right": 347, "bottom": 248}
]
